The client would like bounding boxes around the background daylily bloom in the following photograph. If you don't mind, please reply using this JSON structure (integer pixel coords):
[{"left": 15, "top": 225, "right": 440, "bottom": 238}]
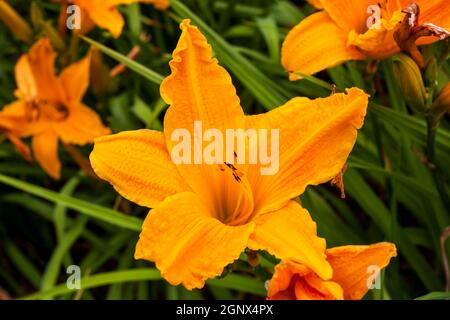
[
  {"left": 284, "top": 0, "right": 450, "bottom": 78},
  {"left": 70, "top": 0, "right": 169, "bottom": 38},
  {"left": 90, "top": 19, "right": 369, "bottom": 290},
  {"left": 0, "top": 38, "right": 110, "bottom": 179},
  {"left": 267, "top": 242, "right": 397, "bottom": 300}
]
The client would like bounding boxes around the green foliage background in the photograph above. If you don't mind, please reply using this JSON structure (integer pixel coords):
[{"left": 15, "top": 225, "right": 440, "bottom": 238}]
[{"left": 0, "top": 0, "right": 449, "bottom": 300}]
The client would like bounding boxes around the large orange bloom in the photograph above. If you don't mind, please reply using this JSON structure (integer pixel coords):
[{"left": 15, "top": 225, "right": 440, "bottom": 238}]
[
  {"left": 70, "top": 0, "right": 169, "bottom": 37},
  {"left": 0, "top": 38, "right": 110, "bottom": 179},
  {"left": 90, "top": 20, "right": 369, "bottom": 290},
  {"left": 283, "top": 0, "right": 450, "bottom": 78},
  {"left": 268, "top": 243, "right": 397, "bottom": 300}
]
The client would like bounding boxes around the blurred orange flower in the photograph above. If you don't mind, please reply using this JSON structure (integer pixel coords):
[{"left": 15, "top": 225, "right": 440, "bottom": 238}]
[
  {"left": 267, "top": 242, "right": 397, "bottom": 300},
  {"left": 68, "top": 0, "right": 169, "bottom": 37},
  {"left": 284, "top": 0, "right": 450, "bottom": 78},
  {"left": 90, "top": 19, "right": 369, "bottom": 290},
  {"left": 0, "top": 38, "right": 110, "bottom": 179}
]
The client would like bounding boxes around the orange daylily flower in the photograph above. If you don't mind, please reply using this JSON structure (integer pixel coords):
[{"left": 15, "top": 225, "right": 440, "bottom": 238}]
[
  {"left": 0, "top": 38, "right": 110, "bottom": 179},
  {"left": 267, "top": 242, "right": 397, "bottom": 300},
  {"left": 69, "top": 0, "right": 169, "bottom": 38},
  {"left": 90, "top": 19, "right": 369, "bottom": 290},
  {"left": 284, "top": 0, "right": 450, "bottom": 78}
]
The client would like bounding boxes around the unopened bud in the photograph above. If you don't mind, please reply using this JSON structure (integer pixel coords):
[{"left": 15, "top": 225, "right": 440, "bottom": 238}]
[
  {"left": 392, "top": 53, "right": 427, "bottom": 112},
  {"left": 30, "top": 2, "right": 44, "bottom": 28},
  {"left": 0, "top": 0, "right": 32, "bottom": 43},
  {"left": 40, "top": 21, "right": 65, "bottom": 50},
  {"left": 430, "top": 82, "right": 450, "bottom": 126},
  {"left": 424, "top": 56, "right": 438, "bottom": 87}
]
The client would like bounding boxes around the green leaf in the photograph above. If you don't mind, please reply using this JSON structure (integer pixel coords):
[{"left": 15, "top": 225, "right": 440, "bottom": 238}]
[
  {"left": 40, "top": 216, "right": 88, "bottom": 298},
  {"left": 81, "top": 36, "right": 164, "bottom": 85},
  {"left": 345, "top": 169, "right": 442, "bottom": 291},
  {"left": 369, "top": 102, "right": 450, "bottom": 154},
  {"left": 21, "top": 269, "right": 266, "bottom": 299},
  {"left": 0, "top": 173, "right": 142, "bottom": 231},
  {"left": 21, "top": 269, "right": 162, "bottom": 300},
  {"left": 255, "top": 15, "right": 280, "bottom": 62},
  {"left": 4, "top": 242, "right": 41, "bottom": 288},
  {"left": 54, "top": 176, "right": 80, "bottom": 242},
  {"left": 207, "top": 274, "right": 266, "bottom": 296},
  {"left": 415, "top": 292, "right": 450, "bottom": 300}
]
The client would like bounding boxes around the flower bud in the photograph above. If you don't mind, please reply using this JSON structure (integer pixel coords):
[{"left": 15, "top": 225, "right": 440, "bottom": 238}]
[
  {"left": 0, "top": 0, "right": 32, "bottom": 43},
  {"left": 424, "top": 56, "right": 438, "bottom": 87},
  {"left": 40, "top": 21, "right": 65, "bottom": 50},
  {"left": 430, "top": 82, "right": 450, "bottom": 126},
  {"left": 30, "top": 2, "right": 44, "bottom": 28},
  {"left": 392, "top": 53, "right": 427, "bottom": 112}
]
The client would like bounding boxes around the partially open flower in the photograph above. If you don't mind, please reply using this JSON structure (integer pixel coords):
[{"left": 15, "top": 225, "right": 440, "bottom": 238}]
[
  {"left": 394, "top": 3, "right": 450, "bottom": 68},
  {"left": 283, "top": 0, "right": 450, "bottom": 79},
  {"left": 267, "top": 243, "right": 397, "bottom": 300}
]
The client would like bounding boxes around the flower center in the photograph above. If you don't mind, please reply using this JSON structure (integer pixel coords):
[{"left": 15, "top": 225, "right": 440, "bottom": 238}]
[
  {"left": 198, "top": 162, "right": 254, "bottom": 227},
  {"left": 26, "top": 100, "right": 69, "bottom": 122}
]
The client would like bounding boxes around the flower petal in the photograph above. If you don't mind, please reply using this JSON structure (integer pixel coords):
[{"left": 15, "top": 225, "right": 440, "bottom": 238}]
[
  {"left": 53, "top": 103, "right": 110, "bottom": 145},
  {"left": 416, "top": 0, "right": 450, "bottom": 29},
  {"left": 347, "top": 11, "right": 404, "bottom": 59},
  {"left": 161, "top": 19, "right": 244, "bottom": 146},
  {"left": 0, "top": 100, "right": 27, "bottom": 131},
  {"left": 83, "top": 3, "right": 124, "bottom": 38},
  {"left": 415, "top": 0, "right": 450, "bottom": 45},
  {"left": 295, "top": 273, "right": 344, "bottom": 300},
  {"left": 27, "top": 39, "right": 63, "bottom": 102},
  {"left": 319, "top": 0, "right": 376, "bottom": 33},
  {"left": 0, "top": 100, "right": 49, "bottom": 136},
  {"left": 161, "top": 20, "right": 253, "bottom": 223},
  {"left": 306, "top": 0, "right": 323, "bottom": 9},
  {"left": 135, "top": 192, "right": 255, "bottom": 290},
  {"left": 282, "top": 12, "right": 365, "bottom": 78},
  {"left": 268, "top": 261, "right": 343, "bottom": 300},
  {"left": 246, "top": 88, "right": 368, "bottom": 215},
  {"left": 90, "top": 129, "right": 190, "bottom": 208},
  {"left": 59, "top": 54, "right": 90, "bottom": 103},
  {"left": 15, "top": 55, "right": 38, "bottom": 100},
  {"left": 5, "top": 132, "right": 32, "bottom": 162},
  {"left": 248, "top": 201, "right": 332, "bottom": 280},
  {"left": 326, "top": 242, "right": 397, "bottom": 300},
  {"left": 32, "top": 130, "right": 61, "bottom": 179},
  {"left": 267, "top": 261, "right": 310, "bottom": 300}
]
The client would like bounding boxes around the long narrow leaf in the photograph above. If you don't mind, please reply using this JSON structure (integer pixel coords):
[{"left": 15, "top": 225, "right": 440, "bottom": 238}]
[{"left": 0, "top": 173, "right": 142, "bottom": 231}]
